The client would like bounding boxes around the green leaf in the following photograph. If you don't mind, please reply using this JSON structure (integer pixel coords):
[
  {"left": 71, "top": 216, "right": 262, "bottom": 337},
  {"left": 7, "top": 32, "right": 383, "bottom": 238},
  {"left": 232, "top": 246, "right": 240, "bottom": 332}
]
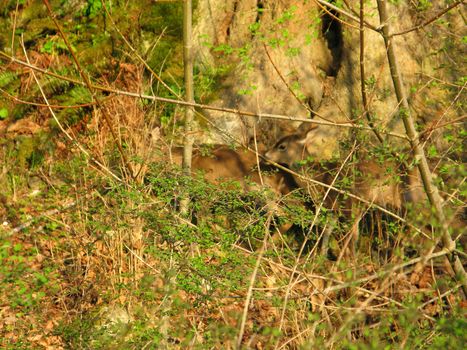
[{"left": 0, "top": 108, "right": 8, "bottom": 120}]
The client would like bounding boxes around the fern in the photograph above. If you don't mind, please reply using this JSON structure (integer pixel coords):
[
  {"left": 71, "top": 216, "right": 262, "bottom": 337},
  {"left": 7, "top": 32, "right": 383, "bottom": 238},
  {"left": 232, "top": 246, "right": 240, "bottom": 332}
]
[
  {"left": 55, "top": 86, "right": 92, "bottom": 106},
  {"left": 42, "top": 75, "right": 71, "bottom": 96},
  {"left": 12, "top": 102, "right": 34, "bottom": 121},
  {"left": 54, "top": 86, "right": 92, "bottom": 125},
  {"left": 0, "top": 71, "right": 19, "bottom": 89},
  {"left": 67, "top": 86, "right": 92, "bottom": 104}
]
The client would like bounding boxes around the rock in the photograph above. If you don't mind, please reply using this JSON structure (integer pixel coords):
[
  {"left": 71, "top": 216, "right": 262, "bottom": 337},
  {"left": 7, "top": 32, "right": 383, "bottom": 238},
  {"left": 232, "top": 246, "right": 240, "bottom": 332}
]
[{"left": 193, "top": 1, "right": 463, "bottom": 158}]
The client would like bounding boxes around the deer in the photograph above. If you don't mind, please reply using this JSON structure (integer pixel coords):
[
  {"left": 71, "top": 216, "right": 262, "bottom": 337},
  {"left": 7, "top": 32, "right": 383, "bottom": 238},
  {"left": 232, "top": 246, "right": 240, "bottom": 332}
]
[
  {"left": 264, "top": 123, "right": 428, "bottom": 257},
  {"left": 166, "top": 145, "right": 296, "bottom": 194},
  {"left": 158, "top": 144, "right": 301, "bottom": 235}
]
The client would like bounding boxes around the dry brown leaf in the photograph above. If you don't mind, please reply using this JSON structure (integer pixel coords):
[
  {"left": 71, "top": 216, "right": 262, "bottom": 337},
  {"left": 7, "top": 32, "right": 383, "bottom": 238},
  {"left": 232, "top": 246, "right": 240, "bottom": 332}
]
[{"left": 6, "top": 118, "right": 42, "bottom": 135}]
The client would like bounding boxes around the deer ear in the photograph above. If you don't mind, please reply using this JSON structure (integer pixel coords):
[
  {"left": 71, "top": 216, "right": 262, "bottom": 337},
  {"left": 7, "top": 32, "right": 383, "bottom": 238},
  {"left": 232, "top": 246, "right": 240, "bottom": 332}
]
[
  {"left": 296, "top": 127, "right": 316, "bottom": 146},
  {"left": 297, "top": 122, "right": 318, "bottom": 135}
]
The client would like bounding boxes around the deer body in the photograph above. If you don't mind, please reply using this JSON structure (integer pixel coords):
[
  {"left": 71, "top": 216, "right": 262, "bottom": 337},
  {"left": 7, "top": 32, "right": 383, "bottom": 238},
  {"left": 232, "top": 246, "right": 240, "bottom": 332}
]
[
  {"left": 168, "top": 145, "right": 297, "bottom": 196},
  {"left": 265, "top": 124, "right": 427, "bottom": 255},
  {"left": 265, "top": 125, "right": 425, "bottom": 211},
  {"left": 162, "top": 145, "right": 300, "bottom": 234}
]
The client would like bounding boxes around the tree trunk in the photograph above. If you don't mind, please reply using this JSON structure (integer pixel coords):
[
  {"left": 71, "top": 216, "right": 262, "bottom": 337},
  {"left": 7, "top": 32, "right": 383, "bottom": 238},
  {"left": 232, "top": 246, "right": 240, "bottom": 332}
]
[
  {"left": 180, "top": 0, "right": 195, "bottom": 216},
  {"left": 376, "top": 0, "right": 466, "bottom": 297}
]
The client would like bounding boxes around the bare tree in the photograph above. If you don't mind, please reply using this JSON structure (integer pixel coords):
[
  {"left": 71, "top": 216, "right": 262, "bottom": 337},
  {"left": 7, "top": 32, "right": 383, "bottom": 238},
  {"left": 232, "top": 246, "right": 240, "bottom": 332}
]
[
  {"left": 180, "top": 0, "right": 195, "bottom": 215},
  {"left": 376, "top": 0, "right": 466, "bottom": 296}
]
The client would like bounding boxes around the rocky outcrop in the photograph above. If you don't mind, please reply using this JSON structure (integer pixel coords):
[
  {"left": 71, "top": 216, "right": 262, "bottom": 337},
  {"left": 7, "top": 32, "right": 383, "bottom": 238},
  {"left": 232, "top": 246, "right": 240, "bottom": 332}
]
[{"left": 193, "top": 1, "right": 464, "bottom": 158}]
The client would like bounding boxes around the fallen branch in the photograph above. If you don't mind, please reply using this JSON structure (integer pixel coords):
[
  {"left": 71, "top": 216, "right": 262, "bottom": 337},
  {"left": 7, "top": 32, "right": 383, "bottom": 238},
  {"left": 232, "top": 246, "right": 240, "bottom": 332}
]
[{"left": 3, "top": 200, "right": 76, "bottom": 238}]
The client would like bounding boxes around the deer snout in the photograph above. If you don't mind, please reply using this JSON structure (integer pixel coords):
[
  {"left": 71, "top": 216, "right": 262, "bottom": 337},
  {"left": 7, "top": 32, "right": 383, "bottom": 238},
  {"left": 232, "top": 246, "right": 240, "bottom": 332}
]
[
  {"left": 264, "top": 149, "right": 278, "bottom": 164},
  {"left": 264, "top": 150, "right": 287, "bottom": 168}
]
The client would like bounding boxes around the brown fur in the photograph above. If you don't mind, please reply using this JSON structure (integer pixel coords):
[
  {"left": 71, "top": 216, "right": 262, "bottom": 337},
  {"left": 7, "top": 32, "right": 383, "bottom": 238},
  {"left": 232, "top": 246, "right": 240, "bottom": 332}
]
[
  {"left": 168, "top": 145, "right": 297, "bottom": 196},
  {"left": 265, "top": 124, "right": 425, "bottom": 211},
  {"left": 165, "top": 145, "right": 300, "bottom": 234},
  {"left": 265, "top": 124, "right": 428, "bottom": 256}
]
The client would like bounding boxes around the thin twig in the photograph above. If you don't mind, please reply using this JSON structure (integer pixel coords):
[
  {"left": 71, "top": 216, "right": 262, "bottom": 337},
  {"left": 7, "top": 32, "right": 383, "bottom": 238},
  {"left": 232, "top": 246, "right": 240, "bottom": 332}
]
[
  {"left": 124, "top": 243, "right": 161, "bottom": 273},
  {"left": 195, "top": 107, "right": 430, "bottom": 241},
  {"left": 235, "top": 242, "right": 447, "bottom": 325},
  {"left": 359, "top": 0, "right": 384, "bottom": 144},
  {"left": 275, "top": 143, "right": 357, "bottom": 347},
  {"left": 342, "top": 0, "right": 378, "bottom": 31},
  {"left": 322, "top": 247, "right": 454, "bottom": 300},
  {"left": 4, "top": 46, "right": 428, "bottom": 239},
  {"left": 325, "top": 271, "right": 399, "bottom": 346},
  {"left": 422, "top": 115, "right": 467, "bottom": 132},
  {"left": 263, "top": 43, "right": 328, "bottom": 122},
  {"left": 4, "top": 201, "right": 76, "bottom": 238},
  {"left": 314, "top": 0, "right": 360, "bottom": 31},
  {"left": 392, "top": 1, "right": 465, "bottom": 37},
  {"left": 42, "top": 0, "right": 134, "bottom": 178},
  {"left": 420, "top": 82, "right": 466, "bottom": 149},
  {"left": 0, "top": 87, "right": 111, "bottom": 108},
  {"left": 102, "top": 2, "right": 179, "bottom": 99},
  {"left": 0, "top": 50, "right": 409, "bottom": 140},
  {"left": 19, "top": 37, "right": 122, "bottom": 183},
  {"left": 314, "top": 0, "right": 379, "bottom": 32},
  {"left": 419, "top": 73, "right": 465, "bottom": 88},
  {"left": 265, "top": 159, "right": 429, "bottom": 239},
  {"left": 10, "top": 0, "right": 20, "bottom": 56},
  {"left": 236, "top": 216, "right": 273, "bottom": 349},
  {"left": 376, "top": 0, "right": 467, "bottom": 297}
]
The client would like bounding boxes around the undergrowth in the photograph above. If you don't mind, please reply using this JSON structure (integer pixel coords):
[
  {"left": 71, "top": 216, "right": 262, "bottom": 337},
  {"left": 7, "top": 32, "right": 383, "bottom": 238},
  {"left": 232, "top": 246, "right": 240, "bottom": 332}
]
[
  {"left": 0, "top": 1, "right": 465, "bottom": 349},
  {"left": 0, "top": 145, "right": 464, "bottom": 348}
]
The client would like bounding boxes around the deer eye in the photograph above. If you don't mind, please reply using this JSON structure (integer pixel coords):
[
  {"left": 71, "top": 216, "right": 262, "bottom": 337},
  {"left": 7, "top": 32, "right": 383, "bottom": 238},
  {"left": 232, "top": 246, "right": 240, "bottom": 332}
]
[{"left": 277, "top": 143, "right": 287, "bottom": 151}]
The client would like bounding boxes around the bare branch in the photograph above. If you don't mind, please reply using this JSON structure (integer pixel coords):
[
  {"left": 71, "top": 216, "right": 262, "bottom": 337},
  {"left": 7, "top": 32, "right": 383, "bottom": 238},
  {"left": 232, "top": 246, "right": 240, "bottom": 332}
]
[
  {"left": 10, "top": 0, "right": 20, "bottom": 56},
  {"left": 0, "top": 87, "right": 112, "bottom": 108},
  {"left": 314, "top": 0, "right": 360, "bottom": 30},
  {"left": 263, "top": 43, "right": 317, "bottom": 117},
  {"left": 359, "top": 0, "right": 385, "bottom": 144},
  {"left": 19, "top": 37, "right": 121, "bottom": 183},
  {"left": 314, "top": 0, "right": 379, "bottom": 32},
  {"left": 237, "top": 216, "right": 273, "bottom": 349},
  {"left": 102, "top": 2, "right": 180, "bottom": 99},
  {"left": 376, "top": 0, "right": 467, "bottom": 297},
  {"left": 392, "top": 0, "right": 465, "bottom": 37},
  {"left": 42, "top": 0, "right": 134, "bottom": 178},
  {"left": 0, "top": 51, "right": 409, "bottom": 140},
  {"left": 276, "top": 143, "right": 357, "bottom": 339},
  {"left": 179, "top": 0, "right": 195, "bottom": 216}
]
